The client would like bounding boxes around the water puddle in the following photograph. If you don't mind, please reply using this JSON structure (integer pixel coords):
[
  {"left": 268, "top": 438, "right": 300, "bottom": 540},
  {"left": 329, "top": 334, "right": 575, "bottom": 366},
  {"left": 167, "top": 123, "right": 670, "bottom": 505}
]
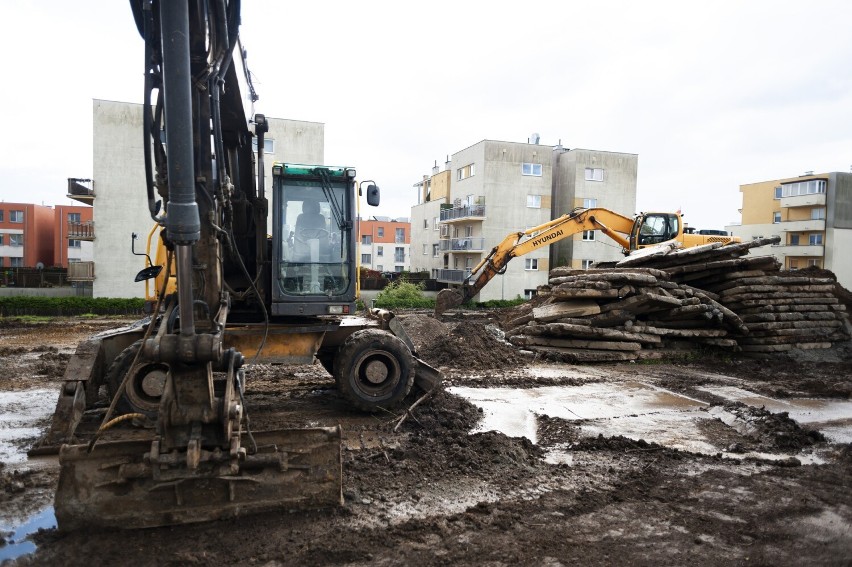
[
  {"left": 450, "top": 382, "right": 717, "bottom": 454},
  {"left": 698, "top": 385, "right": 852, "bottom": 444},
  {"left": 0, "top": 388, "right": 58, "bottom": 464},
  {"left": 0, "top": 507, "right": 56, "bottom": 562},
  {"left": 450, "top": 380, "right": 852, "bottom": 461}
]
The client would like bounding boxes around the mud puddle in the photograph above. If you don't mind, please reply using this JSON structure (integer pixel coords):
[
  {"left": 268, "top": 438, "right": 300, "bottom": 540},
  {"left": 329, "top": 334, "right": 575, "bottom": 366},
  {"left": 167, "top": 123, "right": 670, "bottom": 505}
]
[
  {"left": 698, "top": 385, "right": 852, "bottom": 443},
  {"left": 450, "top": 380, "right": 849, "bottom": 463},
  {"left": 0, "top": 388, "right": 59, "bottom": 464},
  {"left": 0, "top": 507, "right": 56, "bottom": 562}
]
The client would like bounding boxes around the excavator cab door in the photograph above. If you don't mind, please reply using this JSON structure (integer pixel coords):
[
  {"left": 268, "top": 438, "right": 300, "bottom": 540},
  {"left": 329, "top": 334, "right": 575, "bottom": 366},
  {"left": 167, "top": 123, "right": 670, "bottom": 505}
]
[{"left": 633, "top": 213, "right": 680, "bottom": 248}]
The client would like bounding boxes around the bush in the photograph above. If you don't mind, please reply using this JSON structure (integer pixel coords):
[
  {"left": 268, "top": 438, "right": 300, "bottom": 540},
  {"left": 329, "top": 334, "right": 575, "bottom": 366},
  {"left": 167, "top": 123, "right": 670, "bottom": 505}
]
[
  {"left": 474, "top": 297, "right": 528, "bottom": 309},
  {"left": 0, "top": 296, "right": 145, "bottom": 317},
  {"left": 373, "top": 280, "right": 435, "bottom": 309}
]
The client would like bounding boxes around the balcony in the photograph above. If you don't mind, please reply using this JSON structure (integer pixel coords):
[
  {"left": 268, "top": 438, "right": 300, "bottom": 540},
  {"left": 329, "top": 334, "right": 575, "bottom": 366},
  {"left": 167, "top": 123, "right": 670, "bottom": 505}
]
[
  {"left": 68, "top": 221, "right": 95, "bottom": 241},
  {"left": 67, "top": 261, "right": 95, "bottom": 281},
  {"left": 780, "top": 193, "right": 825, "bottom": 209},
  {"left": 439, "top": 237, "right": 485, "bottom": 253},
  {"left": 440, "top": 204, "right": 486, "bottom": 223},
  {"left": 777, "top": 219, "right": 825, "bottom": 232},
  {"left": 67, "top": 178, "right": 94, "bottom": 205},
  {"left": 435, "top": 268, "right": 471, "bottom": 284},
  {"left": 771, "top": 244, "right": 824, "bottom": 257}
]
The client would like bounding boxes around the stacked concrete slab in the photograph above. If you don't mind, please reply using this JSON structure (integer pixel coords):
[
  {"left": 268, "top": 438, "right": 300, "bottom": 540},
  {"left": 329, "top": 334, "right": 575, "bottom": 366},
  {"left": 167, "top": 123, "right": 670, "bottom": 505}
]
[{"left": 504, "top": 237, "right": 851, "bottom": 361}]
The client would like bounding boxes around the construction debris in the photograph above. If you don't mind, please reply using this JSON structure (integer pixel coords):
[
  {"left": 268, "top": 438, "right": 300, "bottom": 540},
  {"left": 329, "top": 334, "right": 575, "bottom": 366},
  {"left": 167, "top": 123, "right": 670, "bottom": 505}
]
[{"left": 505, "top": 237, "right": 851, "bottom": 361}]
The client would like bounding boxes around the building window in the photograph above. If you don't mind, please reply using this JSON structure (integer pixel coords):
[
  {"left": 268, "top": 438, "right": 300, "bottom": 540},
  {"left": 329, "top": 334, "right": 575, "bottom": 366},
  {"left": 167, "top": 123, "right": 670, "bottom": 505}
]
[
  {"left": 788, "top": 259, "right": 798, "bottom": 269},
  {"left": 423, "top": 219, "right": 428, "bottom": 229},
  {"left": 377, "top": 227, "right": 384, "bottom": 238},
  {"left": 0, "top": 235, "right": 3, "bottom": 245},
  {"left": 583, "top": 198, "right": 597, "bottom": 209},
  {"left": 584, "top": 168, "right": 604, "bottom": 182},
  {"left": 433, "top": 217, "right": 439, "bottom": 230},
  {"left": 68, "top": 212, "right": 81, "bottom": 223},
  {"left": 811, "top": 207, "right": 826, "bottom": 220},
  {"left": 0, "top": 258, "right": 3, "bottom": 267},
  {"left": 361, "top": 253, "right": 371, "bottom": 264},
  {"left": 376, "top": 264, "right": 383, "bottom": 271},
  {"left": 68, "top": 258, "right": 80, "bottom": 263},
  {"left": 10, "top": 210, "right": 23, "bottom": 223},
  {"left": 394, "top": 247, "right": 405, "bottom": 262},
  {"left": 432, "top": 244, "right": 439, "bottom": 257},
  {"left": 772, "top": 212, "right": 781, "bottom": 224},
  {"left": 581, "top": 259, "right": 594, "bottom": 269},
  {"left": 807, "top": 259, "right": 820, "bottom": 267},
  {"left": 68, "top": 239, "right": 81, "bottom": 248},
  {"left": 464, "top": 225, "right": 473, "bottom": 237},
  {"left": 377, "top": 246, "right": 383, "bottom": 257},
  {"left": 524, "top": 258, "right": 538, "bottom": 270},
  {"left": 522, "top": 163, "right": 543, "bottom": 176},
  {"left": 395, "top": 228, "right": 405, "bottom": 243},
  {"left": 10, "top": 257, "right": 22, "bottom": 267},
  {"left": 774, "top": 186, "right": 782, "bottom": 199},
  {"left": 361, "top": 235, "right": 372, "bottom": 245},
  {"left": 527, "top": 195, "right": 541, "bottom": 208},
  {"left": 251, "top": 138, "right": 275, "bottom": 154},
  {"left": 582, "top": 230, "right": 595, "bottom": 241},
  {"left": 10, "top": 234, "right": 23, "bottom": 246},
  {"left": 0, "top": 210, "right": 3, "bottom": 222},
  {"left": 789, "top": 234, "right": 800, "bottom": 246},
  {"left": 781, "top": 179, "right": 826, "bottom": 197},
  {"left": 457, "top": 163, "right": 475, "bottom": 181},
  {"left": 394, "top": 265, "right": 404, "bottom": 273},
  {"left": 524, "top": 289, "right": 537, "bottom": 300},
  {"left": 422, "top": 244, "right": 427, "bottom": 255},
  {"left": 809, "top": 233, "right": 823, "bottom": 245}
]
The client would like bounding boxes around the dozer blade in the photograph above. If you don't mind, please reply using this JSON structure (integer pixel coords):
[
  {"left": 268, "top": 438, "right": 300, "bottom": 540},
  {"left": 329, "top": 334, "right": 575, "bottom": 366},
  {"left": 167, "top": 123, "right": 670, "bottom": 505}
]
[
  {"left": 435, "top": 288, "right": 464, "bottom": 316},
  {"left": 55, "top": 427, "right": 342, "bottom": 531}
]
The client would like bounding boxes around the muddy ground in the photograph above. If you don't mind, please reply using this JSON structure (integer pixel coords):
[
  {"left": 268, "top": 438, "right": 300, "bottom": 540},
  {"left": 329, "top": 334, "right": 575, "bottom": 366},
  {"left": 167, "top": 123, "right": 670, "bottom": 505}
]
[{"left": 1, "top": 312, "right": 851, "bottom": 566}]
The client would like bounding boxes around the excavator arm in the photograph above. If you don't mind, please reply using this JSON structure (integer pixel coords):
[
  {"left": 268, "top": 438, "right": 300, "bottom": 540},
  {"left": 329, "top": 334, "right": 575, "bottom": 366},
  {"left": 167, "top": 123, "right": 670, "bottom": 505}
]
[{"left": 435, "top": 208, "right": 637, "bottom": 315}]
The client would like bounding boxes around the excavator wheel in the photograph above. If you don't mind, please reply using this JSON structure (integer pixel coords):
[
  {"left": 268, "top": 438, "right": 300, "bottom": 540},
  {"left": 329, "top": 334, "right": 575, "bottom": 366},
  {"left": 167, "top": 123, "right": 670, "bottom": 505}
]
[
  {"left": 106, "top": 340, "right": 168, "bottom": 419},
  {"left": 333, "top": 329, "right": 415, "bottom": 411}
]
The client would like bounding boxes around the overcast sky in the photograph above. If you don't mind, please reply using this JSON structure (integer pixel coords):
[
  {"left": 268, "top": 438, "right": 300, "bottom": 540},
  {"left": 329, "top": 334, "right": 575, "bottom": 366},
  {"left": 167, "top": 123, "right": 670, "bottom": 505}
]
[{"left": 2, "top": 1, "right": 850, "bottom": 231}]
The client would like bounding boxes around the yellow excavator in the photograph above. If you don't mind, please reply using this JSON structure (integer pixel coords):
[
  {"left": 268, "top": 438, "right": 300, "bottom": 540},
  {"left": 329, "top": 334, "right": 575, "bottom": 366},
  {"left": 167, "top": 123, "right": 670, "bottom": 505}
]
[{"left": 435, "top": 207, "right": 739, "bottom": 315}]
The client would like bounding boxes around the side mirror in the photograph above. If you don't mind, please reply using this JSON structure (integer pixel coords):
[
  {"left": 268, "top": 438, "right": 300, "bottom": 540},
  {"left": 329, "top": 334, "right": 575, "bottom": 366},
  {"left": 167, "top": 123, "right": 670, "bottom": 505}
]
[
  {"left": 366, "top": 184, "right": 380, "bottom": 207},
  {"left": 134, "top": 265, "right": 163, "bottom": 282}
]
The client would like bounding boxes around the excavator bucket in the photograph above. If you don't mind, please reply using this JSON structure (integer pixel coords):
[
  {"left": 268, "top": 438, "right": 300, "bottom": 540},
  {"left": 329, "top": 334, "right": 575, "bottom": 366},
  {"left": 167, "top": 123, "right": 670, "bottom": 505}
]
[
  {"left": 55, "top": 427, "right": 342, "bottom": 531},
  {"left": 435, "top": 288, "right": 465, "bottom": 316}
]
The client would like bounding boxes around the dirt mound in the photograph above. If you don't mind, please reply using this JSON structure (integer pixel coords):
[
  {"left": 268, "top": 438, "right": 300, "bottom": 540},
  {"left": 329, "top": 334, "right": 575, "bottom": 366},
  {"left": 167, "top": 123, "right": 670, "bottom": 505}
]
[
  {"left": 396, "top": 314, "right": 450, "bottom": 354},
  {"left": 416, "top": 320, "right": 527, "bottom": 369}
]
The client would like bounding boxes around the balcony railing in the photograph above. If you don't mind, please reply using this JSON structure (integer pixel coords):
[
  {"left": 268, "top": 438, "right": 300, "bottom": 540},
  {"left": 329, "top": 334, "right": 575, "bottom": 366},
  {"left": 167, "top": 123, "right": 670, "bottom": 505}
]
[
  {"left": 780, "top": 193, "right": 825, "bottom": 209},
  {"left": 68, "top": 221, "right": 95, "bottom": 240},
  {"left": 67, "top": 261, "right": 95, "bottom": 281},
  {"left": 435, "top": 268, "right": 471, "bottom": 284},
  {"left": 440, "top": 204, "right": 486, "bottom": 222},
  {"left": 67, "top": 178, "right": 94, "bottom": 204},
  {"left": 777, "top": 219, "right": 825, "bottom": 232},
  {"left": 439, "top": 237, "right": 485, "bottom": 252},
  {"left": 771, "top": 244, "right": 824, "bottom": 257}
]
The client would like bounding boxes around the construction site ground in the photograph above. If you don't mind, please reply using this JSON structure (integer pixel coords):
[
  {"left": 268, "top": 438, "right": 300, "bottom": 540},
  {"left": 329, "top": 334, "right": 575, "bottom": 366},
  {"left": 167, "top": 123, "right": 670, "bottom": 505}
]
[{"left": 1, "top": 312, "right": 850, "bottom": 566}]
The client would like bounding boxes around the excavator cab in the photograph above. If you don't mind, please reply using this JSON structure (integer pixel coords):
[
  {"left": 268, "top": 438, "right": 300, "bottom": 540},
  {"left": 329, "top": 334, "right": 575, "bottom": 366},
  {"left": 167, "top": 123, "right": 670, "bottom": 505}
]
[
  {"left": 630, "top": 212, "right": 681, "bottom": 249},
  {"left": 272, "top": 164, "right": 357, "bottom": 315}
]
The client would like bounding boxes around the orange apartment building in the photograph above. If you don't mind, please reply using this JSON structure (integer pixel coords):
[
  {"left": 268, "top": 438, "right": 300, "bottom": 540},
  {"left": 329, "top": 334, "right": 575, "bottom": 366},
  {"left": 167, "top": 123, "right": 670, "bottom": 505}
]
[
  {"left": 358, "top": 217, "right": 411, "bottom": 273},
  {"left": 0, "top": 201, "right": 93, "bottom": 269}
]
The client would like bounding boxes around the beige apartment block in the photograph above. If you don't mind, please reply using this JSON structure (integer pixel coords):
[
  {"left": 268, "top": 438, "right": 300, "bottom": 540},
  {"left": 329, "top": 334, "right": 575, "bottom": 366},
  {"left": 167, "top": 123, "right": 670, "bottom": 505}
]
[
  {"left": 726, "top": 171, "right": 852, "bottom": 289},
  {"left": 411, "top": 139, "right": 638, "bottom": 303}
]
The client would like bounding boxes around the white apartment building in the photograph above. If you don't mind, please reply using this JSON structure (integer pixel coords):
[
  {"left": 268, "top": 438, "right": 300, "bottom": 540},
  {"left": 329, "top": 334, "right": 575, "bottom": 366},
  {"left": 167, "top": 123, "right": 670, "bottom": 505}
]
[{"left": 87, "top": 99, "right": 323, "bottom": 298}]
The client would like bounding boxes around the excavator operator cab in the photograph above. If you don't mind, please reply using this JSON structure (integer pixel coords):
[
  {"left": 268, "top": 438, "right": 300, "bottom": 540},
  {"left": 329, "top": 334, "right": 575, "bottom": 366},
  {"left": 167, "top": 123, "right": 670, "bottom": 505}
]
[
  {"left": 632, "top": 213, "right": 681, "bottom": 248},
  {"left": 271, "top": 164, "right": 358, "bottom": 316}
]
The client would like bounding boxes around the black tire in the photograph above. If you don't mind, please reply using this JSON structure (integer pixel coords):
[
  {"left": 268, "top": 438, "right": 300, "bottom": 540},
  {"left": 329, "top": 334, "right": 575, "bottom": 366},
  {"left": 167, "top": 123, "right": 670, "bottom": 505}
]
[
  {"left": 106, "top": 340, "right": 169, "bottom": 418},
  {"left": 333, "top": 329, "right": 415, "bottom": 411}
]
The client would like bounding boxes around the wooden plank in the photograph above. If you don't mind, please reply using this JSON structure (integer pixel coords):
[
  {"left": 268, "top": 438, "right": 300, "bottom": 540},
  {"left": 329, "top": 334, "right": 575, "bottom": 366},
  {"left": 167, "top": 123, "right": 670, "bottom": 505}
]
[
  {"left": 510, "top": 335, "right": 642, "bottom": 351},
  {"left": 522, "top": 346, "right": 640, "bottom": 362},
  {"left": 549, "top": 267, "right": 670, "bottom": 279},
  {"left": 533, "top": 300, "right": 601, "bottom": 321},
  {"left": 524, "top": 323, "right": 663, "bottom": 344},
  {"left": 551, "top": 287, "right": 621, "bottom": 300},
  {"left": 629, "top": 324, "right": 728, "bottom": 338}
]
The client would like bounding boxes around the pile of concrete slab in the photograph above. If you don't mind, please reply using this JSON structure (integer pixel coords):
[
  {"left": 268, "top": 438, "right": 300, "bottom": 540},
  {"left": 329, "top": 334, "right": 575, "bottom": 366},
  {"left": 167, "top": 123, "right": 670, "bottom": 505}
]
[{"left": 504, "top": 237, "right": 851, "bottom": 361}]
